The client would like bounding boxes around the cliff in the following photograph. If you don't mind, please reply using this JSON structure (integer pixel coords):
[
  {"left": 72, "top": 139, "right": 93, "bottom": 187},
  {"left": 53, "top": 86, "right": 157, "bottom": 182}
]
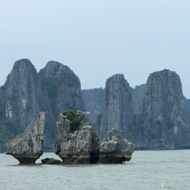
[
  {"left": 131, "top": 84, "right": 146, "bottom": 114},
  {"left": 38, "top": 61, "right": 85, "bottom": 114},
  {"left": 184, "top": 97, "right": 190, "bottom": 118},
  {"left": 98, "top": 70, "right": 190, "bottom": 149},
  {"left": 132, "top": 70, "right": 190, "bottom": 149},
  {"left": 38, "top": 61, "right": 85, "bottom": 149},
  {"left": 82, "top": 88, "right": 104, "bottom": 135},
  {"left": 100, "top": 74, "right": 134, "bottom": 139}
]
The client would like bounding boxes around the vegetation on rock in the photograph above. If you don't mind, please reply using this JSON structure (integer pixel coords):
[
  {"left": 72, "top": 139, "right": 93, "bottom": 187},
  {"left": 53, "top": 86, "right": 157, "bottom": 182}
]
[
  {"left": 90, "top": 128, "right": 97, "bottom": 139},
  {"left": 9, "top": 138, "right": 18, "bottom": 143},
  {"left": 62, "top": 110, "right": 81, "bottom": 131}
]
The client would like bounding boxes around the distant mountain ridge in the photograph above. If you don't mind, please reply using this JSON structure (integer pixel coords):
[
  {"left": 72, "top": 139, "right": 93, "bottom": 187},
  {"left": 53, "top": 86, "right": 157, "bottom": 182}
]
[{"left": 83, "top": 70, "right": 190, "bottom": 149}]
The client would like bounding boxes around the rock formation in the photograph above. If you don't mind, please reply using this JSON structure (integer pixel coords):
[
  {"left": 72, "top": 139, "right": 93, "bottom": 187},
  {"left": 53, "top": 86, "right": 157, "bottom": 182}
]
[
  {"left": 0, "top": 59, "right": 85, "bottom": 151},
  {"left": 54, "top": 111, "right": 99, "bottom": 164},
  {"left": 2, "top": 60, "right": 190, "bottom": 151},
  {"left": 6, "top": 112, "right": 45, "bottom": 164},
  {"left": 38, "top": 61, "right": 85, "bottom": 115},
  {"left": 131, "top": 84, "right": 146, "bottom": 114},
  {"left": 54, "top": 110, "right": 134, "bottom": 164},
  {"left": 0, "top": 59, "right": 48, "bottom": 151},
  {"left": 184, "top": 97, "right": 190, "bottom": 118},
  {"left": 132, "top": 70, "right": 190, "bottom": 149},
  {"left": 99, "top": 128, "right": 134, "bottom": 163},
  {"left": 100, "top": 74, "right": 134, "bottom": 139},
  {"left": 38, "top": 61, "right": 85, "bottom": 150},
  {"left": 41, "top": 158, "right": 61, "bottom": 165},
  {"left": 82, "top": 88, "right": 104, "bottom": 135}
]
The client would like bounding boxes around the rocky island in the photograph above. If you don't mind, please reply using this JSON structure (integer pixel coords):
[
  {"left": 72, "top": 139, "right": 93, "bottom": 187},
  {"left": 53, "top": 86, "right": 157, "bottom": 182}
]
[
  {"left": 99, "top": 128, "right": 134, "bottom": 163},
  {"left": 54, "top": 110, "right": 99, "bottom": 164},
  {"left": 54, "top": 110, "right": 134, "bottom": 164},
  {"left": 4, "top": 110, "right": 134, "bottom": 165},
  {"left": 6, "top": 112, "right": 46, "bottom": 164}
]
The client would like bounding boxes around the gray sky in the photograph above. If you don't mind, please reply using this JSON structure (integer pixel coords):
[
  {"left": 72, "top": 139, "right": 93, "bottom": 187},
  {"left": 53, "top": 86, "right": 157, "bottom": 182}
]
[{"left": 1, "top": 0, "right": 190, "bottom": 97}]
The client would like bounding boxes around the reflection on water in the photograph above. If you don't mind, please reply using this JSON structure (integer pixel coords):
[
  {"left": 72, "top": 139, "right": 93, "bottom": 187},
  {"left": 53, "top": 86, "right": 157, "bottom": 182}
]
[{"left": 0, "top": 150, "right": 190, "bottom": 190}]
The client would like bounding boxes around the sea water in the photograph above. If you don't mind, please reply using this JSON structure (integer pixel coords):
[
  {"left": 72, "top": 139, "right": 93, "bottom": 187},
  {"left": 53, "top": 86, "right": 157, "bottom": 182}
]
[{"left": 0, "top": 150, "right": 190, "bottom": 190}]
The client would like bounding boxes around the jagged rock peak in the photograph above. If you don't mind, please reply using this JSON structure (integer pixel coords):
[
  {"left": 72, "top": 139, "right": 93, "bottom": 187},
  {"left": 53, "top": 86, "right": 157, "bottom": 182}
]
[
  {"left": 39, "top": 61, "right": 77, "bottom": 80},
  {"left": 149, "top": 69, "right": 177, "bottom": 78},
  {"left": 38, "top": 60, "right": 85, "bottom": 113},
  {"left": 12, "top": 59, "right": 37, "bottom": 73},
  {"left": 145, "top": 69, "right": 184, "bottom": 115},
  {"left": 6, "top": 112, "right": 46, "bottom": 164},
  {"left": 106, "top": 74, "right": 126, "bottom": 84},
  {"left": 5, "top": 59, "right": 38, "bottom": 89},
  {"left": 146, "top": 69, "right": 182, "bottom": 92}
]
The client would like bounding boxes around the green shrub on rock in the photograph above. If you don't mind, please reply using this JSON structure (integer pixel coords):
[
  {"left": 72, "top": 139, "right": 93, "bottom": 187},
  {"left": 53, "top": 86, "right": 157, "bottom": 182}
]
[{"left": 62, "top": 110, "right": 81, "bottom": 131}]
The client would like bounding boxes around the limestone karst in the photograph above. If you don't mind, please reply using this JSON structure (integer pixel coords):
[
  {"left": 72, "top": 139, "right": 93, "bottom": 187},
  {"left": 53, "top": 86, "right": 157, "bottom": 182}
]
[
  {"left": 54, "top": 111, "right": 99, "bottom": 164},
  {"left": 100, "top": 74, "right": 134, "bottom": 139},
  {"left": 85, "top": 70, "right": 190, "bottom": 149},
  {"left": 136, "top": 70, "right": 190, "bottom": 149},
  {"left": 1, "top": 59, "right": 190, "bottom": 151},
  {"left": 99, "top": 128, "right": 134, "bottom": 163},
  {"left": 54, "top": 110, "right": 134, "bottom": 164},
  {"left": 6, "top": 112, "right": 45, "bottom": 164}
]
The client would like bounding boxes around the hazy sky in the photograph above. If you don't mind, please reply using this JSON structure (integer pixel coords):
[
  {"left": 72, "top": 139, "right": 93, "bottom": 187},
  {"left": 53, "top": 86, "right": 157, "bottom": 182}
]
[{"left": 1, "top": 0, "right": 190, "bottom": 97}]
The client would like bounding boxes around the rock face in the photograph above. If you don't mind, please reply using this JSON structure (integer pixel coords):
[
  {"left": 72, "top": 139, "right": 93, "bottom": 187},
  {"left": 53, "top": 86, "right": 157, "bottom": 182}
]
[
  {"left": 38, "top": 61, "right": 85, "bottom": 115},
  {"left": 0, "top": 59, "right": 85, "bottom": 151},
  {"left": 6, "top": 112, "right": 45, "bottom": 164},
  {"left": 99, "top": 129, "right": 134, "bottom": 163},
  {"left": 184, "top": 97, "right": 190, "bottom": 118},
  {"left": 82, "top": 88, "right": 104, "bottom": 135},
  {"left": 131, "top": 84, "right": 146, "bottom": 114},
  {"left": 133, "top": 70, "right": 190, "bottom": 149},
  {"left": 38, "top": 61, "right": 85, "bottom": 149},
  {"left": 98, "top": 70, "right": 190, "bottom": 149},
  {"left": 100, "top": 74, "right": 134, "bottom": 139},
  {"left": 0, "top": 59, "right": 48, "bottom": 150},
  {"left": 54, "top": 111, "right": 99, "bottom": 164}
]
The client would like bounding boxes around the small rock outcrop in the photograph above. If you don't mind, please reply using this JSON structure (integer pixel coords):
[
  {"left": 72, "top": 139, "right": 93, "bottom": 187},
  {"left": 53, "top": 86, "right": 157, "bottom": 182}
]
[
  {"left": 41, "top": 158, "right": 61, "bottom": 165},
  {"left": 54, "top": 111, "right": 99, "bottom": 164},
  {"left": 6, "top": 112, "right": 46, "bottom": 164},
  {"left": 99, "top": 129, "right": 134, "bottom": 163},
  {"left": 100, "top": 74, "right": 134, "bottom": 139}
]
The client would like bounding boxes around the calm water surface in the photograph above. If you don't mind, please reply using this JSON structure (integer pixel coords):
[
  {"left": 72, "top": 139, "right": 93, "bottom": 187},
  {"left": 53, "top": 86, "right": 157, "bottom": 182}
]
[{"left": 0, "top": 150, "right": 190, "bottom": 190}]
